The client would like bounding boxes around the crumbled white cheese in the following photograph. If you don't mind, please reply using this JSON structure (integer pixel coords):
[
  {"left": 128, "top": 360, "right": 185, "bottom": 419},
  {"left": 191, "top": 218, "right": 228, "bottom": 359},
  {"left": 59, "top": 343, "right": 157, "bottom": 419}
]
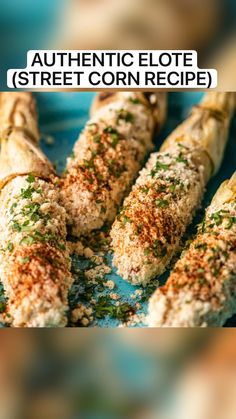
[{"left": 104, "top": 280, "right": 115, "bottom": 290}]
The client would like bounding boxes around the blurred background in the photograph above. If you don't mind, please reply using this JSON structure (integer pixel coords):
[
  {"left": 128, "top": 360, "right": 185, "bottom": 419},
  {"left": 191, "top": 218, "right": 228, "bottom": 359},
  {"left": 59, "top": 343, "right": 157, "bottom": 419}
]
[
  {"left": 0, "top": 0, "right": 235, "bottom": 89},
  {"left": 1, "top": 330, "right": 236, "bottom": 419}
]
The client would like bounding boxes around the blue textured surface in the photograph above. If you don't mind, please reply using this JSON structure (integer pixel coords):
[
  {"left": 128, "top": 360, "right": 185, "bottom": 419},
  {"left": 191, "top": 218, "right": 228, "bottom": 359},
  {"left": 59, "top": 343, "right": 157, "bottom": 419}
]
[{"left": 35, "top": 92, "right": 236, "bottom": 327}]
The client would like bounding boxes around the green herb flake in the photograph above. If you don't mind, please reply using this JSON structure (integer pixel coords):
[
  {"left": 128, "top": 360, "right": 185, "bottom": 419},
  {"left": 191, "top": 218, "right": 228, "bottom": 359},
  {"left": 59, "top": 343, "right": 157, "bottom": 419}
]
[
  {"left": 20, "top": 236, "right": 35, "bottom": 246},
  {"left": 129, "top": 97, "right": 141, "bottom": 105},
  {"left": 151, "top": 240, "right": 167, "bottom": 258},
  {"left": 10, "top": 203, "right": 17, "bottom": 214},
  {"left": 199, "top": 277, "right": 208, "bottom": 286},
  {"left": 20, "top": 256, "right": 30, "bottom": 264},
  {"left": 103, "top": 126, "right": 120, "bottom": 148},
  {"left": 117, "top": 109, "right": 134, "bottom": 124},
  {"left": 93, "top": 134, "right": 101, "bottom": 143},
  {"left": 197, "top": 268, "right": 205, "bottom": 274},
  {"left": 155, "top": 199, "right": 169, "bottom": 208},
  {"left": 94, "top": 296, "right": 135, "bottom": 322},
  {"left": 177, "top": 143, "right": 188, "bottom": 150},
  {"left": 123, "top": 215, "right": 132, "bottom": 224},
  {"left": 5, "top": 242, "right": 13, "bottom": 252},
  {"left": 136, "top": 224, "right": 143, "bottom": 235},
  {"left": 194, "top": 243, "right": 207, "bottom": 251},
  {"left": 58, "top": 243, "right": 66, "bottom": 251},
  {"left": 84, "top": 159, "right": 94, "bottom": 169},
  {"left": 169, "top": 184, "right": 176, "bottom": 193},
  {"left": 20, "top": 185, "right": 41, "bottom": 200},
  {"left": 95, "top": 296, "right": 114, "bottom": 319},
  {"left": 26, "top": 173, "right": 35, "bottom": 183},
  {"left": 226, "top": 216, "right": 236, "bottom": 229},
  {"left": 210, "top": 211, "right": 223, "bottom": 226},
  {"left": 11, "top": 221, "right": 22, "bottom": 232},
  {"left": 150, "top": 160, "right": 170, "bottom": 177},
  {"left": 140, "top": 186, "right": 149, "bottom": 194},
  {"left": 115, "top": 302, "right": 135, "bottom": 322},
  {"left": 176, "top": 154, "right": 188, "bottom": 165}
]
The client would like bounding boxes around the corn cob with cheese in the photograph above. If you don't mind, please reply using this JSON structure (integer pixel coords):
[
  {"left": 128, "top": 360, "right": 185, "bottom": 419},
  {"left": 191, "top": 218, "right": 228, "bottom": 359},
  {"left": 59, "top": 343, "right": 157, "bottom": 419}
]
[
  {"left": 0, "top": 92, "right": 72, "bottom": 327},
  {"left": 148, "top": 172, "right": 236, "bottom": 327},
  {"left": 111, "top": 93, "right": 235, "bottom": 285},
  {"left": 61, "top": 92, "right": 167, "bottom": 236}
]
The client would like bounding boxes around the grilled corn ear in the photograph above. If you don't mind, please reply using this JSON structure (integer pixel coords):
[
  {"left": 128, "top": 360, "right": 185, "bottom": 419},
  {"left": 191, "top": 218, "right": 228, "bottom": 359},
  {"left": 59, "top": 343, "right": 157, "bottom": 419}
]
[
  {"left": 61, "top": 92, "right": 167, "bottom": 236},
  {"left": 148, "top": 172, "right": 236, "bottom": 327},
  {"left": 0, "top": 93, "right": 72, "bottom": 327},
  {"left": 0, "top": 93, "right": 54, "bottom": 189},
  {"left": 111, "top": 93, "right": 235, "bottom": 285}
]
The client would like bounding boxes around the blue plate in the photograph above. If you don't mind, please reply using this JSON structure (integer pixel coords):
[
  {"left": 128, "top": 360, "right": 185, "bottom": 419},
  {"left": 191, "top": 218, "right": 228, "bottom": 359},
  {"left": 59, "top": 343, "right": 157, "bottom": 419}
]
[{"left": 33, "top": 92, "right": 236, "bottom": 327}]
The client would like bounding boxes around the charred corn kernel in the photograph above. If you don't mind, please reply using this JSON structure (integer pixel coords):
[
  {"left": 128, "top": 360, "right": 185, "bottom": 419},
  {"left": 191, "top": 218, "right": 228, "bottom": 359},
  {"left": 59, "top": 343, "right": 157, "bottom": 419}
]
[
  {"left": 61, "top": 92, "right": 167, "bottom": 236},
  {"left": 148, "top": 173, "right": 236, "bottom": 327},
  {"left": 0, "top": 93, "right": 72, "bottom": 327},
  {"left": 111, "top": 93, "right": 235, "bottom": 285}
]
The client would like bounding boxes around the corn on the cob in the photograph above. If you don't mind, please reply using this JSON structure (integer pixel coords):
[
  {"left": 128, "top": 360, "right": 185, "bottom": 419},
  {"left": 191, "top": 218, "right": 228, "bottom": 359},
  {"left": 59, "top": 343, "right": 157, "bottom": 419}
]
[
  {"left": 61, "top": 92, "right": 167, "bottom": 236},
  {"left": 111, "top": 93, "right": 235, "bottom": 285},
  {"left": 0, "top": 93, "right": 72, "bottom": 327},
  {"left": 148, "top": 172, "right": 236, "bottom": 327}
]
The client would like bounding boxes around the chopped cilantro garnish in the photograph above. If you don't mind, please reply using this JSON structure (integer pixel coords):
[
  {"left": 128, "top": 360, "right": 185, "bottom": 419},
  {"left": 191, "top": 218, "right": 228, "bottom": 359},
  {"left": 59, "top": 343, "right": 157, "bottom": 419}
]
[
  {"left": 144, "top": 248, "right": 150, "bottom": 256},
  {"left": 93, "top": 134, "right": 101, "bottom": 143},
  {"left": 177, "top": 143, "right": 188, "bottom": 150},
  {"left": 58, "top": 243, "right": 66, "bottom": 250},
  {"left": 26, "top": 173, "right": 35, "bottom": 183},
  {"left": 104, "top": 126, "right": 117, "bottom": 134},
  {"left": 10, "top": 203, "right": 17, "bottom": 214},
  {"left": 226, "top": 216, "right": 236, "bottom": 229},
  {"left": 152, "top": 240, "right": 167, "bottom": 258},
  {"left": 176, "top": 154, "right": 188, "bottom": 165},
  {"left": 11, "top": 221, "right": 22, "bottom": 232},
  {"left": 129, "top": 97, "right": 141, "bottom": 105},
  {"left": 155, "top": 199, "right": 169, "bottom": 208},
  {"left": 117, "top": 109, "right": 134, "bottom": 124},
  {"left": 20, "top": 256, "right": 30, "bottom": 264},
  {"left": 115, "top": 302, "right": 135, "bottom": 322},
  {"left": 5, "top": 242, "right": 13, "bottom": 252},
  {"left": 210, "top": 211, "right": 223, "bottom": 226},
  {"left": 111, "top": 134, "right": 119, "bottom": 148},
  {"left": 20, "top": 185, "right": 41, "bottom": 199},
  {"left": 84, "top": 159, "right": 95, "bottom": 169},
  {"left": 150, "top": 160, "right": 169, "bottom": 177},
  {"left": 123, "top": 215, "right": 132, "bottom": 224},
  {"left": 20, "top": 236, "right": 35, "bottom": 245},
  {"left": 95, "top": 296, "right": 115, "bottom": 319},
  {"left": 140, "top": 186, "right": 149, "bottom": 194},
  {"left": 199, "top": 278, "right": 208, "bottom": 286},
  {"left": 0, "top": 284, "right": 6, "bottom": 314},
  {"left": 95, "top": 296, "right": 135, "bottom": 322},
  {"left": 103, "top": 126, "right": 120, "bottom": 148},
  {"left": 169, "top": 184, "right": 176, "bottom": 193},
  {"left": 194, "top": 243, "right": 207, "bottom": 251}
]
